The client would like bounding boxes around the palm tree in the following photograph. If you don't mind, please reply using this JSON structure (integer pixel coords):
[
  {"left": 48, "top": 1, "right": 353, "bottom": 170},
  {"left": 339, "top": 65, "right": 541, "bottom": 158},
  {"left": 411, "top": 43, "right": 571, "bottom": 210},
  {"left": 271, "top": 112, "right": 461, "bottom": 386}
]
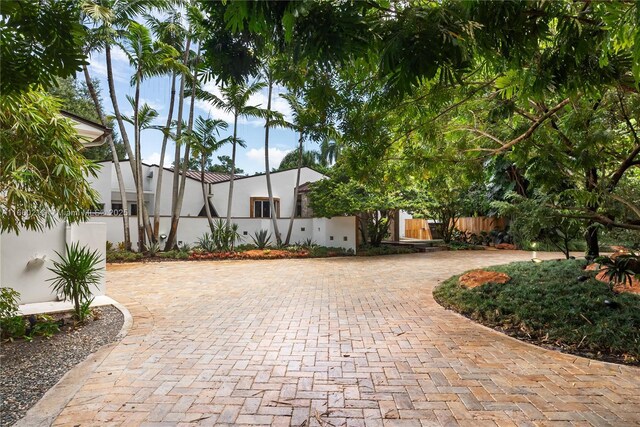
[
  {"left": 279, "top": 91, "right": 338, "bottom": 245},
  {"left": 146, "top": 7, "right": 187, "bottom": 239},
  {"left": 260, "top": 60, "right": 288, "bottom": 246},
  {"left": 208, "top": 80, "right": 267, "bottom": 226},
  {"left": 81, "top": 64, "right": 132, "bottom": 251},
  {"left": 119, "top": 21, "right": 182, "bottom": 250},
  {"left": 191, "top": 117, "right": 230, "bottom": 230},
  {"left": 82, "top": 0, "right": 170, "bottom": 251}
]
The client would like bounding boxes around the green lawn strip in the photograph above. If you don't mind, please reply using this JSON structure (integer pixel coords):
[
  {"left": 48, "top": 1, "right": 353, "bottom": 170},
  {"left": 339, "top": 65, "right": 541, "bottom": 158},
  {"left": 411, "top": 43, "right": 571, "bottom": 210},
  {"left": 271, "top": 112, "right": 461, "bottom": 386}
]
[{"left": 433, "top": 259, "right": 640, "bottom": 365}]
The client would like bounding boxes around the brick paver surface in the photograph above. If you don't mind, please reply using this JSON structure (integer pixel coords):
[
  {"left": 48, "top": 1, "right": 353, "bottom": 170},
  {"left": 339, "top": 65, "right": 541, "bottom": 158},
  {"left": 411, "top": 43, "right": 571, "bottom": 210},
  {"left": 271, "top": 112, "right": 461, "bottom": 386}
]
[{"left": 54, "top": 251, "right": 640, "bottom": 426}]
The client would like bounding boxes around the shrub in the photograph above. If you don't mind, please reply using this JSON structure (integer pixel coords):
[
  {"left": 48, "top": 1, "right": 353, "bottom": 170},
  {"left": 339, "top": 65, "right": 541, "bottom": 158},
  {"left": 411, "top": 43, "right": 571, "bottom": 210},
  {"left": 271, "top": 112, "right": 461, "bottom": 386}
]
[
  {"left": 28, "top": 314, "right": 60, "bottom": 338},
  {"left": 106, "top": 250, "right": 143, "bottom": 263},
  {"left": 210, "top": 219, "right": 241, "bottom": 251},
  {"left": 48, "top": 242, "right": 103, "bottom": 322},
  {"left": 147, "top": 241, "right": 161, "bottom": 256},
  {"left": 0, "top": 287, "right": 26, "bottom": 339},
  {"left": 251, "top": 229, "right": 272, "bottom": 249},
  {"left": 197, "top": 233, "right": 217, "bottom": 253},
  {"left": 434, "top": 260, "right": 640, "bottom": 364},
  {"left": 596, "top": 253, "right": 639, "bottom": 290}
]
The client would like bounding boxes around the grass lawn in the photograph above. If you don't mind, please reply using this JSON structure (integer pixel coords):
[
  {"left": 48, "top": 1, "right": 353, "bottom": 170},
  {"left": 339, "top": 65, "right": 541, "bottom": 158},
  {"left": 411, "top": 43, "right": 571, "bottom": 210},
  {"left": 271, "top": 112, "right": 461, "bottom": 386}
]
[{"left": 433, "top": 259, "right": 640, "bottom": 365}]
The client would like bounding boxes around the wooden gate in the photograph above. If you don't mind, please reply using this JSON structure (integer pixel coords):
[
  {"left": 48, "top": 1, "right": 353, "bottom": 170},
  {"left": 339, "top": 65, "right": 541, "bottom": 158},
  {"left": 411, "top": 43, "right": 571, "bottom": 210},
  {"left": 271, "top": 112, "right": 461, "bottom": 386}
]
[{"left": 404, "top": 219, "right": 433, "bottom": 240}]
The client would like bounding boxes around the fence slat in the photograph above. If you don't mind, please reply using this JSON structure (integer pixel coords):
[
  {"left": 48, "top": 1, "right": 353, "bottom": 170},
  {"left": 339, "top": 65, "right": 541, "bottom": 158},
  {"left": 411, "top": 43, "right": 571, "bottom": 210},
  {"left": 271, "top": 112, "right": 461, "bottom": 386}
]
[
  {"left": 404, "top": 219, "right": 433, "bottom": 240},
  {"left": 454, "top": 217, "right": 506, "bottom": 234}
]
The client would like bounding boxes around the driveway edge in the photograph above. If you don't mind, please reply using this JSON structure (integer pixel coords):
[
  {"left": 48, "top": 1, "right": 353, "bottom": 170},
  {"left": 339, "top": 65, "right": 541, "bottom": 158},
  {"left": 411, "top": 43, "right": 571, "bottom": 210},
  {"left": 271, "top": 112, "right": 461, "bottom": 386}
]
[{"left": 13, "top": 299, "right": 133, "bottom": 427}]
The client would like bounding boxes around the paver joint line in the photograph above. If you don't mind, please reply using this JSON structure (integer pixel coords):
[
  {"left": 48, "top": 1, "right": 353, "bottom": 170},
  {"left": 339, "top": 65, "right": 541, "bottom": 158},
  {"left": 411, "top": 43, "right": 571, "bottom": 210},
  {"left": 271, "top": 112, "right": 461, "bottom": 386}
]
[{"left": 42, "top": 252, "right": 639, "bottom": 426}]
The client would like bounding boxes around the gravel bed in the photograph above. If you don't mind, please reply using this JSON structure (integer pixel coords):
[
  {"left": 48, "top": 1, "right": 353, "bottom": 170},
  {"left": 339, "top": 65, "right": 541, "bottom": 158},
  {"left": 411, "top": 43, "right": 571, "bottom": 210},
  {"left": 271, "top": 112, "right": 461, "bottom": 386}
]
[{"left": 0, "top": 305, "right": 124, "bottom": 426}]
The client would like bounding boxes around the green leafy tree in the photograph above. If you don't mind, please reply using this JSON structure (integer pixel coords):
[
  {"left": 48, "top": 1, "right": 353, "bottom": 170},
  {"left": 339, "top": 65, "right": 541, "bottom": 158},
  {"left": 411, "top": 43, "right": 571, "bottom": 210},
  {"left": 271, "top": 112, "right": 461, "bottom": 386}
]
[
  {"left": 1, "top": 0, "right": 87, "bottom": 94},
  {"left": 209, "top": 155, "right": 244, "bottom": 174},
  {"left": 190, "top": 117, "right": 230, "bottom": 229},
  {"left": 206, "top": 80, "right": 266, "bottom": 226},
  {"left": 0, "top": 89, "right": 99, "bottom": 233}
]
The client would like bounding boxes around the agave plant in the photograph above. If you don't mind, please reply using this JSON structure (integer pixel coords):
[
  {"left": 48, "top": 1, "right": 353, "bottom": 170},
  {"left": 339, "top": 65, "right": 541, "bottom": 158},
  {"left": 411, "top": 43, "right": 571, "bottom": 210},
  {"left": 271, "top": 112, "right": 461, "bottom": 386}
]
[
  {"left": 251, "top": 229, "right": 272, "bottom": 249},
  {"left": 197, "top": 232, "right": 217, "bottom": 253},
  {"left": 48, "top": 243, "right": 103, "bottom": 321}
]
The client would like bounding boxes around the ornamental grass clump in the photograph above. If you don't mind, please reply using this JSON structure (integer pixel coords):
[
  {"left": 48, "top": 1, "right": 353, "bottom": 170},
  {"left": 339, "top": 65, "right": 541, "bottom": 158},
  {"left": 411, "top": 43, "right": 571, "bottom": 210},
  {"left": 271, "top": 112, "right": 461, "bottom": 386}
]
[{"left": 48, "top": 243, "right": 102, "bottom": 322}]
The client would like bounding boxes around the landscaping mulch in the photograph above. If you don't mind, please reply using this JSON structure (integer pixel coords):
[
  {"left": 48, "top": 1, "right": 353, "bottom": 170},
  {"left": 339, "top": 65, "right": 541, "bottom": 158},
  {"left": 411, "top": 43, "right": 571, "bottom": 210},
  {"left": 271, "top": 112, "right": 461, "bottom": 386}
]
[{"left": 0, "top": 305, "right": 124, "bottom": 427}]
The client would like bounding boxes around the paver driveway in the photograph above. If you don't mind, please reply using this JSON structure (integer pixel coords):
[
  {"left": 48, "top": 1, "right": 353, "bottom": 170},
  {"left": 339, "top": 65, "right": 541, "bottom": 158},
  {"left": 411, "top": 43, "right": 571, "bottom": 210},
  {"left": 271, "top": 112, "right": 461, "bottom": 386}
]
[{"left": 53, "top": 251, "right": 639, "bottom": 426}]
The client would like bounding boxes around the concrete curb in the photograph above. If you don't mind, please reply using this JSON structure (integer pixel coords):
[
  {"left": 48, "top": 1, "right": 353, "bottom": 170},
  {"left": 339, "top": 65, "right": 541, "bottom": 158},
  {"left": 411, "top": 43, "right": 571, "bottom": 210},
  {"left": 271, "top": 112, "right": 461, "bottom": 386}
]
[{"left": 13, "top": 299, "right": 133, "bottom": 427}]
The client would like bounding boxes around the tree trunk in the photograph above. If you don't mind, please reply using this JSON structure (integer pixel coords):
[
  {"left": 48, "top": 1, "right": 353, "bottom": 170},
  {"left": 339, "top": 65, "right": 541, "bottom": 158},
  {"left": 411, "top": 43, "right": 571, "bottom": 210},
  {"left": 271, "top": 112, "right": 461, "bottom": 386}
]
[
  {"left": 168, "top": 46, "right": 199, "bottom": 247},
  {"left": 285, "top": 133, "right": 304, "bottom": 245},
  {"left": 82, "top": 64, "right": 131, "bottom": 250},
  {"left": 585, "top": 167, "right": 600, "bottom": 259},
  {"left": 154, "top": 71, "right": 177, "bottom": 239},
  {"left": 264, "top": 78, "right": 281, "bottom": 245},
  {"left": 165, "top": 36, "right": 191, "bottom": 251},
  {"left": 226, "top": 113, "right": 238, "bottom": 227},
  {"left": 105, "top": 44, "right": 137, "bottom": 182},
  {"left": 201, "top": 155, "right": 215, "bottom": 231},
  {"left": 133, "top": 72, "right": 147, "bottom": 251}
]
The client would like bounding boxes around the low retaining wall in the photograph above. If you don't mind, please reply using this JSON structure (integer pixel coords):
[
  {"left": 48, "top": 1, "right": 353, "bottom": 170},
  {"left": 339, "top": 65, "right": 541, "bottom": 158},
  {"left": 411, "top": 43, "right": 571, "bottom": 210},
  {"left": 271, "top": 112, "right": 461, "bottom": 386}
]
[
  {"left": 1, "top": 222, "right": 107, "bottom": 304},
  {"left": 90, "top": 216, "right": 357, "bottom": 252}
]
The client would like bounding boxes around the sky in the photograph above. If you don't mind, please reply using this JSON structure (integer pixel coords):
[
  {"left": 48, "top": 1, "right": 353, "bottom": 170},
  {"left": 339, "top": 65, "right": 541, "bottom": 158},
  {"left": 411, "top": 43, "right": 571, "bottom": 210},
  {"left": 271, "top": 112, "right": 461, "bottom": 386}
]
[{"left": 83, "top": 44, "right": 299, "bottom": 175}]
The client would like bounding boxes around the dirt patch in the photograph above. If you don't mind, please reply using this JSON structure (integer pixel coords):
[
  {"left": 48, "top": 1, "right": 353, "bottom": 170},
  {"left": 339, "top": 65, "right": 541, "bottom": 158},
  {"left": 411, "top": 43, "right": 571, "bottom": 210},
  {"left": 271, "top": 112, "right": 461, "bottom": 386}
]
[{"left": 459, "top": 270, "right": 511, "bottom": 289}]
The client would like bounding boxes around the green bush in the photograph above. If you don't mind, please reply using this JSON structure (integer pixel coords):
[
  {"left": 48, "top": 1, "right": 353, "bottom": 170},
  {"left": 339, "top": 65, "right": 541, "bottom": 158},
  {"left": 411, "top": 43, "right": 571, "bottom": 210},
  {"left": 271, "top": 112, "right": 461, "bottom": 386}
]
[
  {"left": 0, "top": 287, "right": 26, "bottom": 339},
  {"left": 48, "top": 242, "right": 103, "bottom": 322},
  {"left": 106, "top": 250, "right": 143, "bottom": 263},
  {"left": 434, "top": 259, "right": 640, "bottom": 364},
  {"left": 156, "top": 250, "right": 189, "bottom": 259},
  {"left": 357, "top": 245, "right": 416, "bottom": 256}
]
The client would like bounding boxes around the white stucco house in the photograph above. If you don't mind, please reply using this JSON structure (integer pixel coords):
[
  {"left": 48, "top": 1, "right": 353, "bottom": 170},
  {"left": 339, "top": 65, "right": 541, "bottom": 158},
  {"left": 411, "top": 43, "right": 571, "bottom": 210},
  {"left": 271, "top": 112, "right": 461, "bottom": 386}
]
[
  {"left": 1, "top": 111, "right": 111, "bottom": 304},
  {"left": 88, "top": 162, "right": 357, "bottom": 251}
]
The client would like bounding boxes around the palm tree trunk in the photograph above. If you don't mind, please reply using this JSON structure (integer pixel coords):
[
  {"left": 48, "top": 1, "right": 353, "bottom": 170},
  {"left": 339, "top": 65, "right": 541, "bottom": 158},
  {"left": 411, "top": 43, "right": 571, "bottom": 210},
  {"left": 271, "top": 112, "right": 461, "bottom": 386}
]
[
  {"left": 82, "top": 64, "right": 131, "bottom": 250},
  {"left": 133, "top": 72, "right": 146, "bottom": 251},
  {"left": 226, "top": 114, "right": 238, "bottom": 227},
  {"left": 105, "top": 44, "right": 137, "bottom": 181},
  {"left": 285, "top": 133, "right": 304, "bottom": 245},
  {"left": 169, "top": 46, "right": 199, "bottom": 246},
  {"left": 165, "top": 37, "right": 191, "bottom": 251},
  {"left": 201, "top": 155, "right": 215, "bottom": 230},
  {"left": 264, "top": 78, "right": 281, "bottom": 245},
  {"left": 154, "top": 71, "right": 177, "bottom": 239}
]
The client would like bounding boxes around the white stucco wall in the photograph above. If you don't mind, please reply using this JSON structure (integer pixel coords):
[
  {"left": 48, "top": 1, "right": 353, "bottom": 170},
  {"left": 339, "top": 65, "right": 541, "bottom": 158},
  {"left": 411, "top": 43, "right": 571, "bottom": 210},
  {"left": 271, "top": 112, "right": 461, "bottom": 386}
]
[
  {"left": 1, "top": 222, "right": 107, "bottom": 304},
  {"left": 209, "top": 168, "right": 326, "bottom": 218},
  {"left": 95, "top": 214, "right": 356, "bottom": 252},
  {"left": 92, "top": 162, "right": 205, "bottom": 216},
  {"left": 398, "top": 210, "right": 413, "bottom": 238}
]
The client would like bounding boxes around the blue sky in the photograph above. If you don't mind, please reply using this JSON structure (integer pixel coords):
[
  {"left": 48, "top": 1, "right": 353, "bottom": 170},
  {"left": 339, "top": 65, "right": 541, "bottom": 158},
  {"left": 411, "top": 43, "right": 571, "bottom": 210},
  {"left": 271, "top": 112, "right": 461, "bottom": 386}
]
[{"left": 84, "top": 44, "right": 299, "bottom": 174}]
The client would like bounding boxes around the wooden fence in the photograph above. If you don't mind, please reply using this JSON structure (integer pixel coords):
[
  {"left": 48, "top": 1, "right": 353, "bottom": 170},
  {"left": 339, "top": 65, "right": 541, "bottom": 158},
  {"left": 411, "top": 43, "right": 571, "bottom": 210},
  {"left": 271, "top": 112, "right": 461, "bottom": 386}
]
[
  {"left": 454, "top": 216, "right": 506, "bottom": 234},
  {"left": 404, "top": 219, "right": 433, "bottom": 240}
]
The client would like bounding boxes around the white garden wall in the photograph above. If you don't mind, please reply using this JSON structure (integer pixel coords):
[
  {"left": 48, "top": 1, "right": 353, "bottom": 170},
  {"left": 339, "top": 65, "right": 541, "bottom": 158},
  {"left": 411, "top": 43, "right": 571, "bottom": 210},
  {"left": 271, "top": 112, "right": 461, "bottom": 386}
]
[
  {"left": 94, "top": 215, "right": 357, "bottom": 252},
  {"left": 0, "top": 222, "right": 107, "bottom": 304}
]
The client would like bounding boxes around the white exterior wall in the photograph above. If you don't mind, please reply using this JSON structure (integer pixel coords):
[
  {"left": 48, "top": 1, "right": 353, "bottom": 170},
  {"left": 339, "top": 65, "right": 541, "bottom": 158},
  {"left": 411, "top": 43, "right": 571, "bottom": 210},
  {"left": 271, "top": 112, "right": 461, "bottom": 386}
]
[
  {"left": 398, "top": 210, "right": 413, "bottom": 238},
  {"left": 92, "top": 162, "right": 205, "bottom": 216},
  {"left": 0, "top": 222, "right": 107, "bottom": 304},
  {"left": 94, "top": 215, "right": 356, "bottom": 252},
  {"left": 209, "top": 168, "right": 326, "bottom": 218}
]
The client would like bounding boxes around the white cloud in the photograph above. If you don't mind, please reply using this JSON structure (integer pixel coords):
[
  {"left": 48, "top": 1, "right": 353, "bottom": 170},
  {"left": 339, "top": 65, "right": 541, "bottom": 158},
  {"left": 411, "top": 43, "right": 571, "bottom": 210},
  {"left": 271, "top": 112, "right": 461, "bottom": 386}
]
[
  {"left": 88, "top": 58, "right": 128, "bottom": 83},
  {"left": 144, "top": 152, "right": 161, "bottom": 166},
  {"left": 246, "top": 147, "right": 291, "bottom": 169}
]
